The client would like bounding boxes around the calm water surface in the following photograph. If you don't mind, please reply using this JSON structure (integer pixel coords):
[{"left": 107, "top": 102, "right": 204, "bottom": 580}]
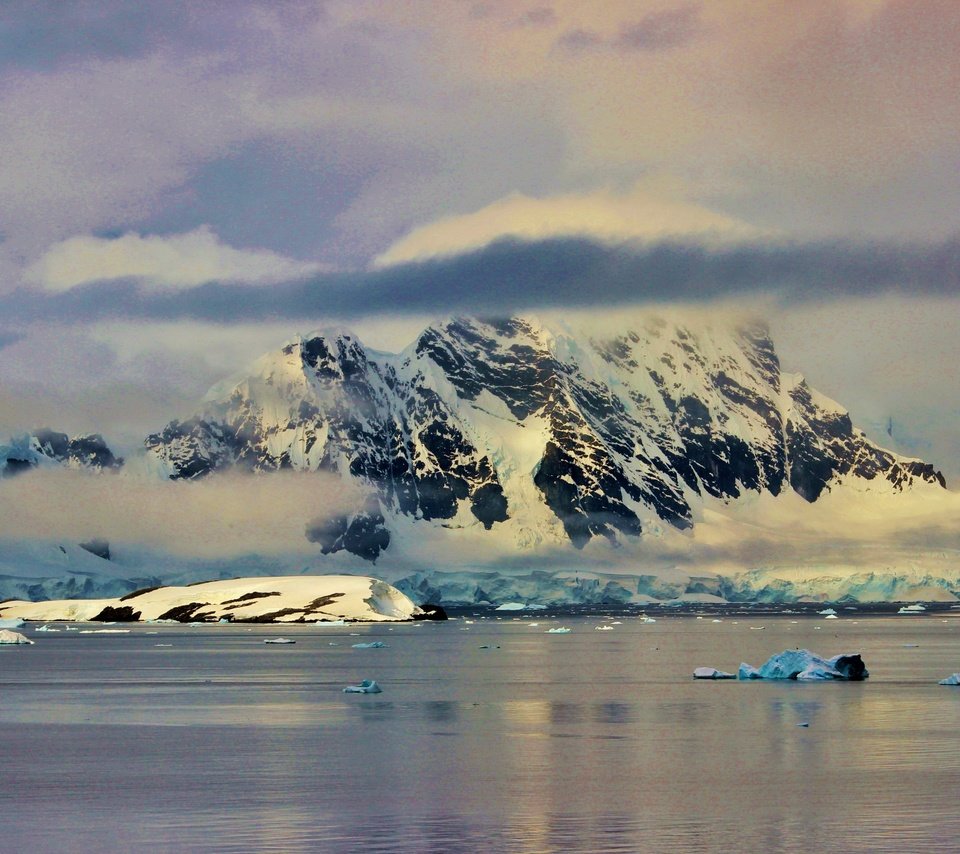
[{"left": 2, "top": 611, "right": 960, "bottom": 852}]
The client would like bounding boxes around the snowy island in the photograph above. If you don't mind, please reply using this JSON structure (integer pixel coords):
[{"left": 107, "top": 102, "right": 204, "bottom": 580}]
[{"left": 0, "top": 575, "right": 444, "bottom": 624}]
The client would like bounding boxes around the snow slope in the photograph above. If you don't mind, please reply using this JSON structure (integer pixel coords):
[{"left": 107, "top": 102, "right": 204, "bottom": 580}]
[{"left": 0, "top": 575, "right": 422, "bottom": 623}]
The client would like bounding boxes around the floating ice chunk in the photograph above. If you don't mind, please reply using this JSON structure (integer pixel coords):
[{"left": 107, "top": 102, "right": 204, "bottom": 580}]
[
  {"left": 527, "top": 623, "right": 539, "bottom": 627},
  {"left": 898, "top": 604, "right": 927, "bottom": 614},
  {"left": 0, "top": 629, "right": 33, "bottom": 645},
  {"left": 0, "top": 618, "right": 25, "bottom": 629},
  {"left": 825, "top": 614, "right": 839, "bottom": 620},
  {"left": 939, "top": 674, "right": 960, "bottom": 686},
  {"left": 693, "top": 667, "right": 735, "bottom": 680},
  {"left": 343, "top": 679, "right": 382, "bottom": 694},
  {"left": 595, "top": 625, "right": 614, "bottom": 631},
  {"left": 79, "top": 629, "right": 129, "bottom": 634},
  {"left": 318, "top": 619, "right": 348, "bottom": 626},
  {"left": 639, "top": 616, "right": 656, "bottom": 624},
  {"left": 712, "top": 619, "right": 722, "bottom": 623},
  {"left": 264, "top": 638, "right": 296, "bottom": 644},
  {"left": 818, "top": 609, "right": 837, "bottom": 616},
  {"left": 34, "top": 624, "right": 57, "bottom": 632},
  {"left": 738, "top": 649, "right": 868, "bottom": 681},
  {"left": 351, "top": 641, "right": 387, "bottom": 649},
  {"left": 546, "top": 627, "right": 571, "bottom": 634},
  {"left": 496, "top": 602, "right": 546, "bottom": 611},
  {"left": 797, "top": 722, "right": 810, "bottom": 727}
]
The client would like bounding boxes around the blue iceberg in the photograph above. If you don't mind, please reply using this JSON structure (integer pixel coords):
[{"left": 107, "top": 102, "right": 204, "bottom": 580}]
[
  {"left": 738, "top": 649, "right": 868, "bottom": 681},
  {"left": 693, "top": 667, "right": 736, "bottom": 680},
  {"left": 343, "top": 679, "right": 382, "bottom": 694},
  {"left": 351, "top": 641, "right": 387, "bottom": 649}
]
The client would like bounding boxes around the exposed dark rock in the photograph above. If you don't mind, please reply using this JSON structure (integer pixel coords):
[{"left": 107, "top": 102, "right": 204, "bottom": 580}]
[
  {"left": 90, "top": 605, "right": 141, "bottom": 622},
  {"left": 79, "top": 538, "right": 111, "bottom": 561},
  {"left": 119, "top": 585, "right": 163, "bottom": 601},
  {"left": 157, "top": 602, "right": 211, "bottom": 622}
]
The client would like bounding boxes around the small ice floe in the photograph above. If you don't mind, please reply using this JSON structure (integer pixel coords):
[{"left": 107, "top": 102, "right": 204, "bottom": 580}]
[
  {"left": 496, "top": 602, "right": 526, "bottom": 611},
  {"left": 796, "top": 722, "right": 810, "bottom": 728},
  {"left": 898, "top": 604, "right": 927, "bottom": 614},
  {"left": 611, "top": 621, "right": 622, "bottom": 625},
  {"left": 546, "top": 627, "right": 571, "bottom": 634},
  {"left": 351, "top": 641, "right": 387, "bottom": 649},
  {"left": 0, "top": 618, "right": 25, "bottom": 629},
  {"left": 693, "top": 667, "right": 735, "bottom": 680},
  {"left": 154, "top": 644, "right": 173, "bottom": 648},
  {"left": 738, "top": 649, "right": 868, "bottom": 681},
  {"left": 595, "top": 625, "right": 614, "bottom": 631},
  {"left": 79, "top": 629, "right": 129, "bottom": 634},
  {"left": 750, "top": 626, "right": 765, "bottom": 631},
  {"left": 343, "top": 679, "right": 382, "bottom": 694},
  {"left": 639, "top": 616, "right": 656, "bottom": 624},
  {"left": 34, "top": 624, "right": 59, "bottom": 632},
  {"left": 712, "top": 619, "right": 723, "bottom": 623},
  {"left": 318, "top": 619, "right": 348, "bottom": 626},
  {"left": 264, "top": 638, "right": 296, "bottom": 644},
  {"left": 527, "top": 623, "right": 539, "bottom": 627},
  {"left": 825, "top": 614, "right": 839, "bottom": 620},
  {"left": 0, "top": 629, "right": 33, "bottom": 645},
  {"left": 818, "top": 608, "right": 837, "bottom": 616},
  {"left": 938, "top": 674, "right": 960, "bottom": 686}
]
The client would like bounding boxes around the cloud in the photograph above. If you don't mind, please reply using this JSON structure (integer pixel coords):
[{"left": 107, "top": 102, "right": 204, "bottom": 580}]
[
  {"left": 558, "top": 5, "right": 701, "bottom": 53},
  {"left": 4, "top": 234, "right": 960, "bottom": 327},
  {"left": 26, "top": 227, "right": 322, "bottom": 291},
  {"left": 375, "top": 182, "right": 762, "bottom": 265},
  {"left": 0, "top": 330, "right": 24, "bottom": 351},
  {"left": 0, "top": 468, "right": 364, "bottom": 558}
]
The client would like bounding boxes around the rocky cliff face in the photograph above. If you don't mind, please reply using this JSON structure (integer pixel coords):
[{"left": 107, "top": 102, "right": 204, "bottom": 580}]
[{"left": 142, "top": 315, "right": 946, "bottom": 559}]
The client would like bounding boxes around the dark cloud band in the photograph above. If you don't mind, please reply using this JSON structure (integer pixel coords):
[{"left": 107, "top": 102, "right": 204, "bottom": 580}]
[{"left": 4, "top": 235, "right": 960, "bottom": 325}]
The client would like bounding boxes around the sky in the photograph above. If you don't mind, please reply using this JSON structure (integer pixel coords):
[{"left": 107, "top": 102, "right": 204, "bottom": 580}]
[{"left": 0, "top": 0, "right": 958, "bottom": 481}]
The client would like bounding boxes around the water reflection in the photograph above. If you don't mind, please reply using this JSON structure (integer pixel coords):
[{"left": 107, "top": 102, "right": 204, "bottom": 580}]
[{"left": 3, "top": 617, "right": 960, "bottom": 851}]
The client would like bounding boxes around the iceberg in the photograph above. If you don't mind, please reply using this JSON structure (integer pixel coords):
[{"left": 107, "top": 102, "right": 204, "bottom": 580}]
[
  {"left": 939, "top": 673, "right": 960, "bottom": 686},
  {"left": 0, "top": 618, "right": 25, "bottom": 629},
  {"left": 693, "top": 667, "right": 736, "bottom": 679},
  {"left": 898, "top": 604, "right": 927, "bottom": 614},
  {"left": 351, "top": 641, "right": 387, "bottom": 649},
  {"left": 818, "top": 608, "right": 837, "bottom": 616},
  {"left": 0, "top": 629, "right": 33, "bottom": 645},
  {"left": 738, "top": 649, "right": 868, "bottom": 681},
  {"left": 546, "top": 627, "right": 571, "bottom": 634},
  {"left": 343, "top": 679, "right": 382, "bottom": 694},
  {"left": 264, "top": 638, "right": 296, "bottom": 644}
]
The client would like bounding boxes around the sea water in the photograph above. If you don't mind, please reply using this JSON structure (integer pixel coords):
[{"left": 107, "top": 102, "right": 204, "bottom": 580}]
[{"left": 2, "top": 611, "right": 960, "bottom": 852}]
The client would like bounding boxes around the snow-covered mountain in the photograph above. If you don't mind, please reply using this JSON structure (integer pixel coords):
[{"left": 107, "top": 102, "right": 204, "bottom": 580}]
[
  {"left": 142, "top": 315, "right": 945, "bottom": 561},
  {"left": 1, "top": 429, "right": 122, "bottom": 477}
]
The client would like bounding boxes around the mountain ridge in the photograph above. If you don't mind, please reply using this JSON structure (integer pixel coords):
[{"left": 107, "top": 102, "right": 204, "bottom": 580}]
[{"left": 136, "top": 314, "right": 945, "bottom": 559}]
